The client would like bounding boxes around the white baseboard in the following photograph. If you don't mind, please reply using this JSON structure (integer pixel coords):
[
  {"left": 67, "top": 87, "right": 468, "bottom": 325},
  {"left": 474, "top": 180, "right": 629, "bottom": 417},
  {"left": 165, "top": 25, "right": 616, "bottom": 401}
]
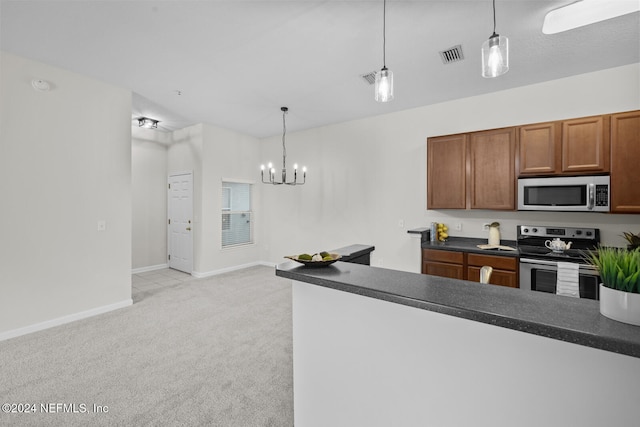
[
  {"left": 0, "top": 299, "right": 133, "bottom": 342},
  {"left": 131, "top": 263, "right": 169, "bottom": 274},
  {"left": 192, "top": 260, "right": 276, "bottom": 278}
]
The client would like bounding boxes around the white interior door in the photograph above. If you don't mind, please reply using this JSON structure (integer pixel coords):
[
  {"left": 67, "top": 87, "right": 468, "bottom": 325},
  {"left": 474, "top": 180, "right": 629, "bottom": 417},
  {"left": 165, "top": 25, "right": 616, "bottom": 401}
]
[{"left": 168, "top": 172, "right": 193, "bottom": 274}]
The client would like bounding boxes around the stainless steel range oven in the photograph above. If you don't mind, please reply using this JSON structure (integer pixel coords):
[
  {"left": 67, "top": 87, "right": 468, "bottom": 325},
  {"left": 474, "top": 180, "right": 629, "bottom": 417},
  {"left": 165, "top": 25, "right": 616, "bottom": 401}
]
[{"left": 517, "top": 225, "right": 601, "bottom": 300}]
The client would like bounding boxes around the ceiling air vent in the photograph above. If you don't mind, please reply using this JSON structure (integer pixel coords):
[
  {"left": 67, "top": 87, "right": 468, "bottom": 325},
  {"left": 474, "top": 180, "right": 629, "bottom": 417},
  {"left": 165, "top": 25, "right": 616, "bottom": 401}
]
[
  {"left": 439, "top": 45, "right": 464, "bottom": 64},
  {"left": 360, "top": 71, "right": 377, "bottom": 85}
]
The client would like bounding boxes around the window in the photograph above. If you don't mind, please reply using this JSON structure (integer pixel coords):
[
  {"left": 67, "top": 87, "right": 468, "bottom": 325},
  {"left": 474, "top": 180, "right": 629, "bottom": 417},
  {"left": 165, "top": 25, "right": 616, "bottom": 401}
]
[{"left": 221, "top": 182, "right": 253, "bottom": 247}]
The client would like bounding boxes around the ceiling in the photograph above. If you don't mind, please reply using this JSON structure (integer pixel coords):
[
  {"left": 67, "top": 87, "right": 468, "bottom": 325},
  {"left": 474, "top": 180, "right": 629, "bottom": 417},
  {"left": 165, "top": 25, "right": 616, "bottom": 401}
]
[{"left": 1, "top": 1, "right": 638, "bottom": 138}]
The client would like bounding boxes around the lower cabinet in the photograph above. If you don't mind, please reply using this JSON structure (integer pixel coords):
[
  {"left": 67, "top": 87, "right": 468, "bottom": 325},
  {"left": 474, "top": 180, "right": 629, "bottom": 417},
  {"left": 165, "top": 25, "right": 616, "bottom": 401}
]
[
  {"left": 422, "top": 249, "right": 518, "bottom": 288},
  {"left": 422, "top": 249, "right": 465, "bottom": 280},
  {"left": 467, "top": 253, "right": 518, "bottom": 288}
]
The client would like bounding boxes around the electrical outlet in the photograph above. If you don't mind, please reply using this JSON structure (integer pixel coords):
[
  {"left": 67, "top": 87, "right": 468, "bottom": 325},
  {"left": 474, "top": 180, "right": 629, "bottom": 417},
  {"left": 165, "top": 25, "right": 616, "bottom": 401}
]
[
  {"left": 398, "top": 219, "right": 405, "bottom": 228},
  {"left": 97, "top": 220, "right": 106, "bottom": 231},
  {"left": 454, "top": 223, "right": 462, "bottom": 231},
  {"left": 483, "top": 223, "right": 490, "bottom": 230}
]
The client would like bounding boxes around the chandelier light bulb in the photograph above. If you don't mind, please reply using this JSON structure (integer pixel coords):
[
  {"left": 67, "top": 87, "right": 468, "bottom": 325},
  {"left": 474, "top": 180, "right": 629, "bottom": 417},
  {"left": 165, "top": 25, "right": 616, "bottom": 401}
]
[
  {"left": 260, "top": 164, "right": 265, "bottom": 171},
  {"left": 293, "top": 163, "right": 298, "bottom": 170}
]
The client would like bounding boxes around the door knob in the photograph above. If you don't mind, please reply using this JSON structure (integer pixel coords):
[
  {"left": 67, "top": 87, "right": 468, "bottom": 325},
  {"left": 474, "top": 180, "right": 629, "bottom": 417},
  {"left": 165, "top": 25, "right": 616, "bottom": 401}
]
[{"left": 186, "top": 227, "right": 191, "bottom": 231}]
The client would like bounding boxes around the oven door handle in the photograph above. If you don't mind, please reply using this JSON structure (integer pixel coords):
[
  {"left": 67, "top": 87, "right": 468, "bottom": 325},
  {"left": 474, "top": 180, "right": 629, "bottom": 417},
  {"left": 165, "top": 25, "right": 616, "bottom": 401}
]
[
  {"left": 520, "top": 258, "right": 559, "bottom": 267},
  {"left": 520, "top": 258, "right": 600, "bottom": 273}
]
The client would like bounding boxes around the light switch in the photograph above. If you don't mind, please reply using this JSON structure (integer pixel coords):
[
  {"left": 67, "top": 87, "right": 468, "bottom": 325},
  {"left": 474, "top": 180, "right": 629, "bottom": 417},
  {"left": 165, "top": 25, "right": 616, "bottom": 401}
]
[{"left": 97, "top": 220, "right": 106, "bottom": 231}]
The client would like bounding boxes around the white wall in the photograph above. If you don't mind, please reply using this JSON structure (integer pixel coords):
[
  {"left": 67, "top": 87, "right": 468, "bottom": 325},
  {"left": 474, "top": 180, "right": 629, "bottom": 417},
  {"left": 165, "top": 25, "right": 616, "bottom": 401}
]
[
  {"left": 166, "top": 123, "right": 261, "bottom": 276},
  {"left": 132, "top": 127, "right": 169, "bottom": 270},
  {"left": 0, "top": 52, "right": 132, "bottom": 336},
  {"left": 260, "top": 64, "right": 640, "bottom": 272},
  {"left": 199, "top": 124, "right": 262, "bottom": 275}
]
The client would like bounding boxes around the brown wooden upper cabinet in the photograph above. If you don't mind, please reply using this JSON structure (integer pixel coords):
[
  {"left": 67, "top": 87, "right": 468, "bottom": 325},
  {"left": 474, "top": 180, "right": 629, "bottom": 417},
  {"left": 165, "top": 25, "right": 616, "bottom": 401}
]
[
  {"left": 469, "top": 128, "right": 516, "bottom": 210},
  {"left": 518, "top": 115, "right": 610, "bottom": 177},
  {"left": 610, "top": 111, "right": 640, "bottom": 213},
  {"left": 518, "top": 122, "right": 561, "bottom": 175},
  {"left": 562, "top": 115, "right": 610, "bottom": 174},
  {"left": 427, "top": 128, "right": 516, "bottom": 211},
  {"left": 427, "top": 134, "right": 467, "bottom": 209}
]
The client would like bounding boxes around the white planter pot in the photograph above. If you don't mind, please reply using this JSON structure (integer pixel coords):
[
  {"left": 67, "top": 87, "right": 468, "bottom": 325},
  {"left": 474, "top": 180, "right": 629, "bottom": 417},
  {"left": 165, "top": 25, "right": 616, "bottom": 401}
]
[{"left": 600, "top": 284, "right": 640, "bottom": 326}]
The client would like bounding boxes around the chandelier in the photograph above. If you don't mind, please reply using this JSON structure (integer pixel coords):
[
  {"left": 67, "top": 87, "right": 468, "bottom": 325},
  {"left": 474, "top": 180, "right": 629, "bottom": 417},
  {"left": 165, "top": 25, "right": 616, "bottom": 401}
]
[{"left": 260, "top": 107, "right": 306, "bottom": 185}]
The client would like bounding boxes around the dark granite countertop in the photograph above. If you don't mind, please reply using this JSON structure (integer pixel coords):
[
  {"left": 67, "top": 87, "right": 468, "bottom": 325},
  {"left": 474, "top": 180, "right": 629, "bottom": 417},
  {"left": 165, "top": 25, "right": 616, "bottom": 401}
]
[
  {"left": 408, "top": 229, "right": 519, "bottom": 257},
  {"left": 331, "top": 244, "right": 375, "bottom": 261},
  {"left": 276, "top": 261, "right": 640, "bottom": 359},
  {"left": 422, "top": 236, "right": 519, "bottom": 257}
]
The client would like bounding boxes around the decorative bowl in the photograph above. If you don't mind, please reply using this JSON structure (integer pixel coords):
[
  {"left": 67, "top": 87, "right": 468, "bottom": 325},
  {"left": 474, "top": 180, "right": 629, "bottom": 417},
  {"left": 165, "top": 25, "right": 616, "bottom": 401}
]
[{"left": 285, "top": 253, "right": 342, "bottom": 267}]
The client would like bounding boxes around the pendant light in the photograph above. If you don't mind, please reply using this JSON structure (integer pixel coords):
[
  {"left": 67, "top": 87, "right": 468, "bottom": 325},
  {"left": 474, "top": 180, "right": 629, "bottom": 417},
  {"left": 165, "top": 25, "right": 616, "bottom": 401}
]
[
  {"left": 481, "top": 0, "right": 509, "bottom": 78},
  {"left": 375, "top": 0, "right": 393, "bottom": 102},
  {"left": 260, "top": 107, "right": 306, "bottom": 186}
]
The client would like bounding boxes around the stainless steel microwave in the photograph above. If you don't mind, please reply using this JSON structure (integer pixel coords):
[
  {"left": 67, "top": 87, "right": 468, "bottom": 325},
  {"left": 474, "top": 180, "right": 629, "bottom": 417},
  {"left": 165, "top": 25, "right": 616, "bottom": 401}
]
[{"left": 517, "top": 175, "right": 610, "bottom": 212}]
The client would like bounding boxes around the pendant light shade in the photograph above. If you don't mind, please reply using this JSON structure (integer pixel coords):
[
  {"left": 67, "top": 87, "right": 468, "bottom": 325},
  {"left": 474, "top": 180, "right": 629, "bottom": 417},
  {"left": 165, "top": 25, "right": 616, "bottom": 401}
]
[
  {"left": 375, "top": 0, "right": 393, "bottom": 102},
  {"left": 375, "top": 67, "right": 393, "bottom": 102},
  {"left": 481, "top": 0, "right": 509, "bottom": 78},
  {"left": 481, "top": 33, "right": 509, "bottom": 78}
]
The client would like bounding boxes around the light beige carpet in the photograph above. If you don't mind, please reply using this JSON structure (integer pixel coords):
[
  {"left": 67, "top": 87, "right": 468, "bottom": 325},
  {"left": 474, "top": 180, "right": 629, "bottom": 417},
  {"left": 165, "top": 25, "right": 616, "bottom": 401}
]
[{"left": 0, "top": 266, "right": 293, "bottom": 426}]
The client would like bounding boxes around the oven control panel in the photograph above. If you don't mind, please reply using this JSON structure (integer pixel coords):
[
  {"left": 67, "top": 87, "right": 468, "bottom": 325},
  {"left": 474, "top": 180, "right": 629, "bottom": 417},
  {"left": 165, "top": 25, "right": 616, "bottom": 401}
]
[{"left": 518, "top": 226, "right": 598, "bottom": 239}]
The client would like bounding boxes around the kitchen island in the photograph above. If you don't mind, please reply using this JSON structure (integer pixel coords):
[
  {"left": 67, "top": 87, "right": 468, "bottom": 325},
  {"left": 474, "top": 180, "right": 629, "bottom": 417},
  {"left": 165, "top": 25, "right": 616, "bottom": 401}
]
[{"left": 277, "top": 261, "right": 640, "bottom": 427}]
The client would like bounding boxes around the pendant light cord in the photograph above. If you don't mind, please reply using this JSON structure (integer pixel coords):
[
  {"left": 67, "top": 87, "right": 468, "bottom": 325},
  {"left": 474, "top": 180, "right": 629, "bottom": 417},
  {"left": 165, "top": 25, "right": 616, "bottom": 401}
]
[
  {"left": 492, "top": 0, "right": 497, "bottom": 35},
  {"left": 382, "top": 0, "right": 387, "bottom": 67},
  {"left": 282, "top": 109, "right": 287, "bottom": 170}
]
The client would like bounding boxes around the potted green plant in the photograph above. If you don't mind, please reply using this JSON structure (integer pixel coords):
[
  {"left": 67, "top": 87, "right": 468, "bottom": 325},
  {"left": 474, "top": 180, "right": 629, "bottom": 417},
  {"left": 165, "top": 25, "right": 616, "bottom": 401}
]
[
  {"left": 622, "top": 231, "right": 640, "bottom": 251},
  {"left": 585, "top": 247, "right": 640, "bottom": 326}
]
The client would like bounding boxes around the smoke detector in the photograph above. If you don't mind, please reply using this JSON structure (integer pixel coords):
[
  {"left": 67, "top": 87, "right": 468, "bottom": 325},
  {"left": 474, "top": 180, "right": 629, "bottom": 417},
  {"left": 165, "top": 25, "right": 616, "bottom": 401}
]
[{"left": 31, "top": 79, "right": 51, "bottom": 92}]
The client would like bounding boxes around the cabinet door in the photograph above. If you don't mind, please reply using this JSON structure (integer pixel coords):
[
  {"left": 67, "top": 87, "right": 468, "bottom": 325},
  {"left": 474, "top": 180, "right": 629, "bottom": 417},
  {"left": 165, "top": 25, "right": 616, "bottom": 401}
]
[
  {"left": 611, "top": 111, "right": 640, "bottom": 213},
  {"left": 423, "top": 261, "right": 465, "bottom": 280},
  {"left": 469, "top": 128, "right": 516, "bottom": 210},
  {"left": 518, "top": 122, "right": 561, "bottom": 176},
  {"left": 467, "top": 267, "right": 518, "bottom": 288},
  {"left": 427, "top": 134, "right": 467, "bottom": 209},
  {"left": 561, "top": 116, "right": 610, "bottom": 174},
  {"left": 422, "top": 249, "right": 465, "bottom": 279}
]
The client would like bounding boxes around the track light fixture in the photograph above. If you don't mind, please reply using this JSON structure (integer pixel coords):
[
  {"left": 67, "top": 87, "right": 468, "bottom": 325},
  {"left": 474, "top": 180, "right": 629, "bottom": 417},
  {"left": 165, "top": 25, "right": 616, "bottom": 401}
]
[{"left": 138, "top": 117, "right": 159, "bottom": 129}]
